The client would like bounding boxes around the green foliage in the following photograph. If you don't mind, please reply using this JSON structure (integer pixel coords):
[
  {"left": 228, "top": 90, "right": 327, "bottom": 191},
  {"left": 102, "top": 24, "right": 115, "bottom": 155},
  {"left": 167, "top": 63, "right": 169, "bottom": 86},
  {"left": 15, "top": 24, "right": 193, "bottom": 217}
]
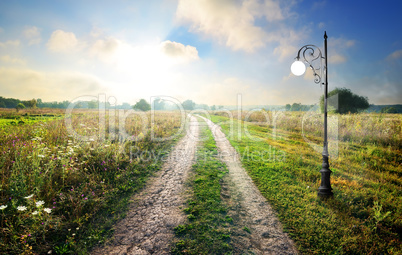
[
  {"left": 380, "top": 106, "right": 399, "bottom": 113},
  {"left": 133, "top": 98, "right": 151, "bottom": 111},
  {"left": 209, "top": 113, "right": 401, "bottom": 254},
  {"left": 182, "top": 100, "right": 195, "bottom": 110},
  {"left": 16, "top": 103, "right": 25, "bottom": 112},
  {"left": 320, "top": 87, "right": 370, "bottom": 114},
  {"left": 172, "top": 119, "right": 231, "bottom": 254}
]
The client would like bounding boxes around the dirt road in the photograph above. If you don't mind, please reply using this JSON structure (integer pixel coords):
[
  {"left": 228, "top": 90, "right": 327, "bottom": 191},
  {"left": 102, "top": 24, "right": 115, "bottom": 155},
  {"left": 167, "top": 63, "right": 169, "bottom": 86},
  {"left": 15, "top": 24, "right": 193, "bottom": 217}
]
[
  {"left": 92, "top": 115, "right": 199, "bottom": 255},
  {"left": 199, "top": 115, "right": 298, "bottom": 255}
]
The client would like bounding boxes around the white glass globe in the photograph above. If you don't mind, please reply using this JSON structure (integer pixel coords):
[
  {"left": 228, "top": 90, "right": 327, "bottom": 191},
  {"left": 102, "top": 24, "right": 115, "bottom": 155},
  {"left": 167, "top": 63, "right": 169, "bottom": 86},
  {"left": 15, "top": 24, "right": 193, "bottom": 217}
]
[{"left": 291, "top": 60, "right": 306, "bottom": 76}]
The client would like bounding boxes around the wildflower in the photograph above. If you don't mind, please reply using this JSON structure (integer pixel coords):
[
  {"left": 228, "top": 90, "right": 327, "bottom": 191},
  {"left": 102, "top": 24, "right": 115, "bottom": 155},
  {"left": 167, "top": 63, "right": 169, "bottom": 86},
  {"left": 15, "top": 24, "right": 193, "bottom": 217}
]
[
  {"left": 24, "top": 194, "right": 34, "bottom": 199},
  {"left": 36, "top": 201, "right": 45, "bottom": 207},
  {"left": 0, "top": 205, "right": 7, "bottom": 210},
  {"left": 38, "top": 155, "right": 45, "bottom": 158},
  {"left": 43, "top": 208, "right": 52, "bottom": 213},
  {"left": 17, "top": 206, "right": 27, "bottom": 211},
  {"left": 32, "top": 211, "right": 39, "bottom": 215}
]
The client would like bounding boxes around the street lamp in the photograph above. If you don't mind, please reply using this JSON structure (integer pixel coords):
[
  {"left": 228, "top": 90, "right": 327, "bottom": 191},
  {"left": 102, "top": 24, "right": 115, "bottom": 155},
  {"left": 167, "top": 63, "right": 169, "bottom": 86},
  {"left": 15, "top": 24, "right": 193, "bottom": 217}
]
[{"left": 291, "top": 31, "right": 333, "bottom": 197}]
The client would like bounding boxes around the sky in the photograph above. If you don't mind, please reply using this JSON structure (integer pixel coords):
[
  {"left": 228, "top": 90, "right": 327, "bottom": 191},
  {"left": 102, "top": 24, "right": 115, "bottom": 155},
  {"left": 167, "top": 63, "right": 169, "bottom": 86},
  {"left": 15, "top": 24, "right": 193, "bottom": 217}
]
[{"left": 0, "top": 0, "right": 401, "bottom": 106}]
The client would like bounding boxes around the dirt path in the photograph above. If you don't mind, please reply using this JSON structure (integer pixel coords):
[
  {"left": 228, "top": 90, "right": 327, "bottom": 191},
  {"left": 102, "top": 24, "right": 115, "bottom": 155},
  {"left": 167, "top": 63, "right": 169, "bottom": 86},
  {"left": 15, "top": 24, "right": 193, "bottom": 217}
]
[
  {"left": 199, "top": 115, "right": 298, "bottom": 255},
  {"left": 92, "top": 115, "right": 199, "bottom": 255}
]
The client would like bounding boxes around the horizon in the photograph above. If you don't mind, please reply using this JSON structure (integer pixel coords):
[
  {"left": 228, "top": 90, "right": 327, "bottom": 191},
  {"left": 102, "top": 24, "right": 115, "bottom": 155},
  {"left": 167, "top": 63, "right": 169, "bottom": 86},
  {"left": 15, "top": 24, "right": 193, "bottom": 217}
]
[{"left": 0, "top": 0, "right": 401, "bottom": 105}]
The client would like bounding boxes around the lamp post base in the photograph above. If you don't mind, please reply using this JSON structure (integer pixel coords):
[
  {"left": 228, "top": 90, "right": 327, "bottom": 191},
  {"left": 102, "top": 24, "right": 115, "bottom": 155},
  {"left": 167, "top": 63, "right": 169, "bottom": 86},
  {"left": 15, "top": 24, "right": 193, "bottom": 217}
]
[{"left": 318, "top": 154, "right": 333, "bottom": 198}]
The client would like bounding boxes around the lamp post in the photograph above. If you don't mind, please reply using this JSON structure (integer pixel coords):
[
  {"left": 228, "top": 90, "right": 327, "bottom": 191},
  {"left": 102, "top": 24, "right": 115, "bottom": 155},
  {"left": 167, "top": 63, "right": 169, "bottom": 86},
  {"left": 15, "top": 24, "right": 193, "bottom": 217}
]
[{"left": 291, "top": 31, "right": 333, "bottom": 197}]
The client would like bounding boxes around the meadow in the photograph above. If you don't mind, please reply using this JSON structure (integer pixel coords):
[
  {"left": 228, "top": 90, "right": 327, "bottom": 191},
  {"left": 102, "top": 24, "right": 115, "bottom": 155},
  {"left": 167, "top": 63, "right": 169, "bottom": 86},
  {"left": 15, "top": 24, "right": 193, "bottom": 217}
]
[
  {"left": 208, "top": 110, "right": 401, "bottom": 254},
  {"left": 0, "top": 108, "right": 184, "bottom": 254},
  {"left": 0, "top": 108, "right": 401, "bottom": 254}
]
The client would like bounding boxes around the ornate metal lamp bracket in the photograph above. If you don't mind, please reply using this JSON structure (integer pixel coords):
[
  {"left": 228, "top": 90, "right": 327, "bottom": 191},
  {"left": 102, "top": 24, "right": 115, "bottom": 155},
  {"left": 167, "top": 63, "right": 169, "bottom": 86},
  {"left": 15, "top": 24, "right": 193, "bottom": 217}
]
[{"left": 295, "top": 45, "right": 326, "bottom": 86}]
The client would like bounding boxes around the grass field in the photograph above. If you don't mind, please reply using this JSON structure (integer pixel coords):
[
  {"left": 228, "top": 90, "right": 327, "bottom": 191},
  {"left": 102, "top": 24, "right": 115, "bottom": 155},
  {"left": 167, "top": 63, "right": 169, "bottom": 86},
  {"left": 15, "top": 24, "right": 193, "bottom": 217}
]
[
  {"left": 0, "top": 108, "right": 401, "bottom": 254},
  {"left": 0, "top": 109, "right": 184, "bottom": 254},
  {"left": 207, "top": 111, "right": 401, "bottom": 254}
]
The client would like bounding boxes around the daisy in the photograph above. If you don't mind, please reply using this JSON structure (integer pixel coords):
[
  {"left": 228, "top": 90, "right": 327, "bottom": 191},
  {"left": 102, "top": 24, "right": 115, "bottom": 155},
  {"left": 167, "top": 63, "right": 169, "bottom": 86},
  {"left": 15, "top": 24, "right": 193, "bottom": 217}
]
[
  {"left": 17, "top": 206, "right": 27, "bottom": 211},
  {"left": 43, "top": 208, "right": 52, "bottom": 213},
  {"left": 36, "top": 201, "right": 45, "bottom": 207},
  {"left": 32, "top": 211, "right": 39, "bottom": 215},
  {"left": 0, "top": 205, "right": 7, "bottom": 210},
  {"left": 24, "top": 194, "right": 34, "bottom": 199}
]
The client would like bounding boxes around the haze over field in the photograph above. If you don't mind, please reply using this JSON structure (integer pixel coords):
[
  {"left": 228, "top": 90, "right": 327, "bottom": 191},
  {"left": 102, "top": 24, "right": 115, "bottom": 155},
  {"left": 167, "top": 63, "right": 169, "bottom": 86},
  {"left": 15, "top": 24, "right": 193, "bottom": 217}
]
[{"left": 0, "top": 0, "right": 401, "bottom": 105}]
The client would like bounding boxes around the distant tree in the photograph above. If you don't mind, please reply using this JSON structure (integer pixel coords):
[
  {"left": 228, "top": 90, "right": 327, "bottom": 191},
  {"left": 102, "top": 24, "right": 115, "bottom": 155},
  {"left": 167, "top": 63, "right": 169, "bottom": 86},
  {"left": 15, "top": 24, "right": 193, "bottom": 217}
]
[
  {"left": 0, "top": 101, "right": 5, "bottom": 108},
  {"left": 16, "top": 103, "right": 25, "bottom": 112},
  {"left": 320, "top": 87, "right": 369, "bottom": 114},
  {"left": 26, "top": 99, "right": 37, "bottom": 108},
  {"left": 290, "top": 103, "right": 302, "bottom": 111},
  {"left": 211, "top": 105, "right": 216, "bottom": 111},
  {"left": 152, "top": 98, "right": 165, "bottom": 110},
  {"left": 133, "top": 99, "right": 151, "bottom": 111},
  {"left": 380, "top": 106, "right": 398, "bottom": 113},
  {"left": 285, "top": 104, "right": 291, "bottom": 111},
  {"left": 195, "top": 104, "right": 209, "bottom": 110},
  {"left": 182, "top": 100, "right": 195, "bottom": 110}
]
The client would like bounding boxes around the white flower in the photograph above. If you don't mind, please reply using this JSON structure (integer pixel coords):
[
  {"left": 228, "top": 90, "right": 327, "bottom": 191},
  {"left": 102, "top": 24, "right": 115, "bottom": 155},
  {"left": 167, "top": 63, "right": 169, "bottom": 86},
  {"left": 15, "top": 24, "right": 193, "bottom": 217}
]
[
  {"left": 38, "top": 155, "right": 45, "bottom": 158},
  {"left": 43, "top": 208, "right": 52, "bottom": 213},
  {"left": 36, "top": 201, "right": 45, "bottom": 207},
  {"left": 24, "top": 194, "right": 34, "bottom": 199},
  {"left": 0, "top": 205, "right": 7, "bottom": 210},
  {"left": 32, "top": 211, "right": 39, "bottom": 215},
  {"left": 17, "top": 206, "right": 27, "bottom": 211}
]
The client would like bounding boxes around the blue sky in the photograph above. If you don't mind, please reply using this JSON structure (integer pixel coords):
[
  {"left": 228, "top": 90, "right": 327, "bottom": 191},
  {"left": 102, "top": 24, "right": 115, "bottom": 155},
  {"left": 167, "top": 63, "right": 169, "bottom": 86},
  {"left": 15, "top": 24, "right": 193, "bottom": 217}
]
[{"left": 0, "top": 0, "right": 401, "bottom": 105}]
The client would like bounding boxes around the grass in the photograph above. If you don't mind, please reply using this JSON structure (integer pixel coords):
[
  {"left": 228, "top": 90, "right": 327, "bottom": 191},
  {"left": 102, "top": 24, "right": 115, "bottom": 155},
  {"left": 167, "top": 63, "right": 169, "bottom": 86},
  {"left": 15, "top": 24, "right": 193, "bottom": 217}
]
[
  {"left": 207, "top": 112, "right": 401, "bottom": 254},
  {"left": 0, "top": 109, "right": 184, "bottom": 254},
  {"left": 172, "top": 118, "right": 232, "bottom": 255}
]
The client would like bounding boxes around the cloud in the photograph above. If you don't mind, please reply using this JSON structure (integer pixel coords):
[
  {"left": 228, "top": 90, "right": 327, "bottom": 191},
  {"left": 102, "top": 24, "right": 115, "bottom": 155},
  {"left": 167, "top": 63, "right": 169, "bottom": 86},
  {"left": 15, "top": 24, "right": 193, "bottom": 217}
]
[
  {"left": 23, "top": 26, "right": 41, "bottom": 45},
  {"left": 0, "top": 67, "right": 109, "bottom": 101},
  {"left": 47, "top": 30, "right": 78, "bottom": 52},
  {"left": 0, "top": 55, "right": 26, "bottom": 65},
  {"left": 90, "top": 37, "right": 120, "bottom": 62},
  {"left": 0, "top": 40, "right": 20, "bottom": 48},
  {"left": 175, "top": 0, "right": 290, "bottom": 52},
  {"left": 160, "top": 40, "right": 199, "bottom": 62},
  {"left": 329, "top": 54, "right": 347, "bottom": 64},
  {"left": 386, "top": 49, "right": 402, "bottom": 61},
  {"left": 327, "top": 36, "right": 356, "bottom": 64}
]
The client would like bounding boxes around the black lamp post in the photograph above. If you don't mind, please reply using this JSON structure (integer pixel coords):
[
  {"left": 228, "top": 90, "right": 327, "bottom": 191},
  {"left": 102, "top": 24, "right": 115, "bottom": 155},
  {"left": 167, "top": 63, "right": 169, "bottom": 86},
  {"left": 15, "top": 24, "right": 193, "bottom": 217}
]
[{"left": 290, "top": 31, "right": 333, "bottom": 197}]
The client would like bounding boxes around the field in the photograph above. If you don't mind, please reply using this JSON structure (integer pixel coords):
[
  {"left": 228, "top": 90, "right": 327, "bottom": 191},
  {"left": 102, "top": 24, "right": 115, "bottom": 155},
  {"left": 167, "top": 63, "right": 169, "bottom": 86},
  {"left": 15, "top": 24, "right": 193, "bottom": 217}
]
[
  {"left": 207, "top": 110, "right": 401, "bottom": 254},
  {"left": 0, "top": 109, "right": 184, "bottom": 254},
  {"left": 0, "top": 108, "right": 401, "bottom": 254}
]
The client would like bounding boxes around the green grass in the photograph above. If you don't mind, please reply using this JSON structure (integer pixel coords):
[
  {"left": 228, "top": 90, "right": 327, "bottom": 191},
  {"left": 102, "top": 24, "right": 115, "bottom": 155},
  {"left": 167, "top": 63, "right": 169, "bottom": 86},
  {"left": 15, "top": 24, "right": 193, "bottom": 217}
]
[
  {"left": 0, "top": 110, "right": 183, "bottom": 254},
  {"left": 207, "top": 113, "right": 401, "bottom": 255},
  {"left": 172, "top": 118, "right": 232, "bottom": 255}
]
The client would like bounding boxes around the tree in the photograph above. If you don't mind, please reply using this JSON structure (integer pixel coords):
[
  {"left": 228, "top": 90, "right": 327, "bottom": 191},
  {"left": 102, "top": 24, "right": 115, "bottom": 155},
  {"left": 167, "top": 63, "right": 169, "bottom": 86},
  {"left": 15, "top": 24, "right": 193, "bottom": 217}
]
[
  {"left": 291, "top": 103, "right": 302, "bottom": 111},
  {"left": 380, "top": 106, "right": 399, "bottom": 113},
  {"left": 152, "top": 98, "right": 165, "bottom": 110},
  {"left": 133, "top": 99, "right": 151, "bottom": 111},
  {"left": 16, "top": 103, "right": 25, "bottom": 112},
  {"left": 211, "top": 105, "right": 216, "bottom": 111},
  {"left": 285, "top": 104, "right": 291, "bottom": 111},
  {"left": 182, "top": 100, "right": 195, "bottom": 110},
  {"left": 320, "top": 87, "right": 369, "bottom": 114}
]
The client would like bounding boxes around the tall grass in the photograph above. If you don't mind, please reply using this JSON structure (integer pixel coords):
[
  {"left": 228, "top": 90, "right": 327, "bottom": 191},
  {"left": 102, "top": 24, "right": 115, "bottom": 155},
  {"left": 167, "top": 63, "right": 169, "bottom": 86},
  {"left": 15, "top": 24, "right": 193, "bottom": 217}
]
[
  {"left": 209, "top": 112, "right": 401, "bottom": 254},
  {"left": 0, "top": 109, "right": 183, "bottom": 254}
]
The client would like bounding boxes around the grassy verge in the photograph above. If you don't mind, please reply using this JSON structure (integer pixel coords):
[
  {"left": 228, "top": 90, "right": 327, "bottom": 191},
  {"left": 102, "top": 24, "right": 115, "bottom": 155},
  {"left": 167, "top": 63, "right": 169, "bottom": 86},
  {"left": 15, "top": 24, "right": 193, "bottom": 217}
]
[
  {"left": 172, "top": 118, "right": 232, "bottom": 255},
  {"left": 0, "top": 111, "right": 183, "bottom": 254},
  {"left": 208, "top": 114, "right": 401, "bottom": 255}
]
